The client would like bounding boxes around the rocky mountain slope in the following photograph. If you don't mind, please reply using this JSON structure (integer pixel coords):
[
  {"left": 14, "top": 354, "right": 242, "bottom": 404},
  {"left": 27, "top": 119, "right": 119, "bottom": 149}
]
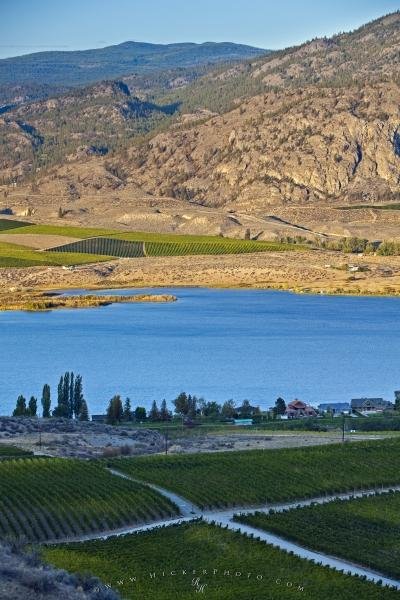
[
  {"left": 0, "top": 80, "right": 180, "bottom": 180},
  {"left": 126, "top": 82, "right": 400, "bottom": 209},
  {"left": 1, "top": 13, "right": 399, "bottom": 241}
]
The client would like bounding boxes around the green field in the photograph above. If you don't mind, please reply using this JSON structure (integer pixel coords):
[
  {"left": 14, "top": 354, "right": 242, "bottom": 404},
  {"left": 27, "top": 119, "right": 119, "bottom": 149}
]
[
  {"left": 0, "top": 458, "right": 178, "bottom": 541},
  {"left": 0, "top": 444, "right": 32, "bottom": 459},
  {"left": 108, "top": 439, "right": 400, "bottom": 509},
  {"left": 42, "top": 521, "right": 399, "bottom": 600},
  {"left": 0, "top": 220, "right": 301, "bottom": 265},
  {"left": 0, "top": 219, "right": 31, "bottom": 231},
  {"left": 0, "top": 240, "right": 113, "bottom": 268},
  {"left": 236, "top": 490, "right": 400, "bottom": 579}
]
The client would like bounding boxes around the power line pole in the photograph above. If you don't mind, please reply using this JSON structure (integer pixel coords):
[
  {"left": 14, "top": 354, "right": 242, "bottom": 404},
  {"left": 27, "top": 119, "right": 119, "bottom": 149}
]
[{"left": 342, "top": 413, "right": 346, "bottom": 443}]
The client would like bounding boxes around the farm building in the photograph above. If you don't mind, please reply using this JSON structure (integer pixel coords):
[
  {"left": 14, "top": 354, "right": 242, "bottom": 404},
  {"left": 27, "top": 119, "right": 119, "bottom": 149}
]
[
  {"left": 350, "top": 398, "right": 393, "bottom": 414},
  {"left": 285, "top": 400, "right": 317, "bottom": 419},
  {"left": 318, "top": 402, "right": 350, "bottom": 415}
]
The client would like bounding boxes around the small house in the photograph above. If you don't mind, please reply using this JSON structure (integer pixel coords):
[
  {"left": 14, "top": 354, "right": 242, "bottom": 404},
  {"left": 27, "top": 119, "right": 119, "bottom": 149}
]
[
  {"left": 91, "top": 414, "right": 107, "bottom": 423},
  {"left": 285, "top": 400, "right": 317, "bottom": 419},
  {"left": 350, "top": 398, "right": 393, "bottom": 414}
]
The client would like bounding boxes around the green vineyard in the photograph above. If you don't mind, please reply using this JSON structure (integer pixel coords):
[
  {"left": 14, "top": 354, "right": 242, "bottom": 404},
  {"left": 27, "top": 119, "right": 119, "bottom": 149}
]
[
  {"left": 0, "top": 219, "right": 30, "bottom": 231},
  {"left": 236, "top": 490, "right": 400, "bottom": 579},
  {"left": 50, "top": 236, "right": 295, "bottom": 258},
  {"left": 0, "top": 445, "right": 32, "bottom": 459},
  {"left": 0, "top": 458, "right": 178, "bottom": 541},
  {"left": 42, "top": 521, "right": 400, "bottom": 600},
  {"left": 109, "top": 439, "right": 400, "bottom": 509},
  {"left": 50, "top": 237, "right": 145, "bottom": 258},
  {"left": 144, "top": 239, "right": 289, "bottom": 256}
]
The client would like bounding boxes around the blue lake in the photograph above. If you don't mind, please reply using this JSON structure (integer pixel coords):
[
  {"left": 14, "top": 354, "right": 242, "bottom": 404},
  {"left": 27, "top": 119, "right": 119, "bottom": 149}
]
[{"left": 0, "top": 288, "right": 399, "bottom": 416}]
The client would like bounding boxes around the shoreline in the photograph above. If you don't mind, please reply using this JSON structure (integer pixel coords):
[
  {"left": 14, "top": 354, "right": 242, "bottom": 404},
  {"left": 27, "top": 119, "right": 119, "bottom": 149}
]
[
  {"left": 1, "top": 249, "right": 400, "bottom": 300},
  {"left": 0, "top": 292, "right": 177, "bottom": 312}
]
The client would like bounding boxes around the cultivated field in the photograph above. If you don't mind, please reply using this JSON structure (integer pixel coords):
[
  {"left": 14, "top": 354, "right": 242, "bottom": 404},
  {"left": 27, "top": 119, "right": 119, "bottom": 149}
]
[
  {"left": 0, "top": 458, "right": 178, "bottom": 541},
  {"left": 109, "top": 438, "right": 400, "bottom": 509},
  {"left": 0, "top": 239, "right": 112, "bottom": 268},
  {"left": 236, "top": 490, "right": 400, "bottom": 579},
  {"left": 42, "top": 521, "right": 400, "bottom": 600},
  {"left": 0, "top": 219, "right": 300, "bottom": 267}
]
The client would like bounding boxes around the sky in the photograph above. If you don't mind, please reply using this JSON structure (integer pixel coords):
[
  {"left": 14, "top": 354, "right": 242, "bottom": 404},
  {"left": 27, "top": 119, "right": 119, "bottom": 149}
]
[{"left": 0, "top": 0, "right": 399, "bottom": 59}]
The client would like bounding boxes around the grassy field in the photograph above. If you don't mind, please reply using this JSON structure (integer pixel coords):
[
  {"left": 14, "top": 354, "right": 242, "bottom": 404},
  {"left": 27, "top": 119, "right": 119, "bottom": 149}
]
[
  {"left": 235, "top": 490, "right": 400, "bottom": 579},
  {"left": 108, "top": 439, "right": 400, "bottom": 509},
  {"left": 0, "top": 239, "right": 113, "bottom": 267},
  {"left": 0, "top": 458, "right": 178, "bottom": 541},
  {"left": 42, "top": 521, "right": 400, "bottom": 600},
  {"left": 0, "top": 444, "right": 32, "bottom": 459}
]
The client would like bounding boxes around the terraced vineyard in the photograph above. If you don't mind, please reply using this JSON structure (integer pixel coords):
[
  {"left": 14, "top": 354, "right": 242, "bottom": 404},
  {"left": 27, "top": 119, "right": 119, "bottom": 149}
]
[
  {"left": 42, "top": 521, "right": 400, "bottom": 600},
  {"left": 109, "top": 439, "right": 400, "bottom": 509},
  {"left": 236, "top": 490, "right": 400, "bottom": 579},
  {"left": 50, "top": 237, "right": 146, "bottom": 258},
  {"left": 0, "top": 458, "right": 178, "bottom": 541}
]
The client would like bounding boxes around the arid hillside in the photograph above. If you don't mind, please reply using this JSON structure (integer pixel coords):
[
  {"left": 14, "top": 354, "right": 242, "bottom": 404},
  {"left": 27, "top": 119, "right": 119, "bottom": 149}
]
[
  {"left": 0, "top": 13, "right": 399, "bottom": 241},
  {"left": 126, "top": 82, "right": 400, "bottom": 209}
]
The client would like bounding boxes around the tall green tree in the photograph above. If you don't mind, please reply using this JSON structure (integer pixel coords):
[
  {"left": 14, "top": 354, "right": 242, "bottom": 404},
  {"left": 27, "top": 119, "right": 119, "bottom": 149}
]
[
  {"left": 160, "top": 399, "right": 171, "bottom": 421},
  {"left": 274, "top": 397, "right": 287, "bottom": 416},
  {"left": 78, "top": 399, "right": 89, "bottom": 421},
  {"left": 173, "top": 392, "right": 188, "bottom": 416},
  {"left": 41, "top": 384, "right": 51, "bottom": 418},
  {"left": 68, "top": 372, "right": 75, "bottom": 418},
  {"left": 28, "top": 396, "right": 37, "bottom": 417},
  {"left": 221, "top": 399, "right": 236, "bottom": 418},
  {"left": 13, "top": 395, "right": 28, "bottom": 417},
  {"left": 106, "top": 395, "right": 124, "bottom": 425},
  {"left": 73, "top": 375, "right": 84, "bottom": 418},
  {"left": 123, "top": 397, "right": 132, "bottom": 421},
  {"left": 149, "top": 400, "right": 160, "bottom": 422}
]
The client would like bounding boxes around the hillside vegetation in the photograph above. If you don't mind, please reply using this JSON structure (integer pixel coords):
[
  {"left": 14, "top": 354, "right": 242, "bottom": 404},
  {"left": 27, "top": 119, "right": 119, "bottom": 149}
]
[
  {"left": 236, "top": 490, "right": 400, "bottom": 578},
  {"left": 109, "top": 438, "right": 400, "bottom": 509},
  {"left": 0, "top": 458, "right": 178, "bottom": 541},
  {"left": 0, "top": 41, "right": 265, "bottom": 88},
  {"left": 42, "top": 522, "right": 400, "bottom": 600}
]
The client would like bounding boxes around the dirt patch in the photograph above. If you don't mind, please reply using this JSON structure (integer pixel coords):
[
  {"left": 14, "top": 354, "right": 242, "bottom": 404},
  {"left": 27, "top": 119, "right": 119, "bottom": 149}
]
[
  {"left": 168, "top": 432, "right": 388, "bottom": 453},
  {"left": 0, "top": 233, "right": 80, "bottom": 249}
]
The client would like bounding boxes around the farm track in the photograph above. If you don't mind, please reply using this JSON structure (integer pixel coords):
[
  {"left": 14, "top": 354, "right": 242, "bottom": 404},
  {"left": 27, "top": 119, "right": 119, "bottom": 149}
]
[{"left": 44, "top": 469, "right": 400, "bottom": 590}]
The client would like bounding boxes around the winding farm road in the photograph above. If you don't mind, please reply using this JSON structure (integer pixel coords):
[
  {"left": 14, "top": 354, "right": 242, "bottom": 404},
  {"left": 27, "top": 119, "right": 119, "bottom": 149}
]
[{"left": 48, "top": 469, "right": 400, "bottom": 591}]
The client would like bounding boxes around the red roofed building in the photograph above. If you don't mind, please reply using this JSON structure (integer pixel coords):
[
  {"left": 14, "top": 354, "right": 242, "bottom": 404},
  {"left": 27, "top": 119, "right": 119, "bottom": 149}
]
[{"left": 285, "top": 399, "right": 317, "bottom": 419}]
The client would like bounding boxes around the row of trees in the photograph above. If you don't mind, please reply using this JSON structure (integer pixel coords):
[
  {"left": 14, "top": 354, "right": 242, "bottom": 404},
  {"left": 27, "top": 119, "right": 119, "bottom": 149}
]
[
  {"left": 12, "top": 372, "right": 89, "bottom": 421},
  {"left": 104, "top": 393, "right": 267, "bottom": 425}
]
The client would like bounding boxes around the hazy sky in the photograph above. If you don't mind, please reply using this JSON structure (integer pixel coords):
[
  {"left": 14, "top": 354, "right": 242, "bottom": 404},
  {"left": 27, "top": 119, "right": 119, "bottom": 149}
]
[{"left": 0, "top": 0, "right": 399, "bottom": 59}]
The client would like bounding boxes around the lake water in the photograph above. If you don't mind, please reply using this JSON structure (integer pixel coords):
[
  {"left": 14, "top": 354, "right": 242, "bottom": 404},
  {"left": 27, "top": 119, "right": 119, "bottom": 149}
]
[{"left": 1, "top": 288, "right": 399, "bottom": 416}]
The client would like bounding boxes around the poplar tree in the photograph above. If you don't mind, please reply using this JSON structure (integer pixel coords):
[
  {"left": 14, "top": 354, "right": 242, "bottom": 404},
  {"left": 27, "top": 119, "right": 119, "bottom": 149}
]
[
  {"left": 41, "top": 384, "right": 51, "bottom": 418},
  {"left": 28, "top": 396, "right": 37, "bottom": 417},
  {"left": 73, "top": 375, "right": 84, "bottom": 418}
]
